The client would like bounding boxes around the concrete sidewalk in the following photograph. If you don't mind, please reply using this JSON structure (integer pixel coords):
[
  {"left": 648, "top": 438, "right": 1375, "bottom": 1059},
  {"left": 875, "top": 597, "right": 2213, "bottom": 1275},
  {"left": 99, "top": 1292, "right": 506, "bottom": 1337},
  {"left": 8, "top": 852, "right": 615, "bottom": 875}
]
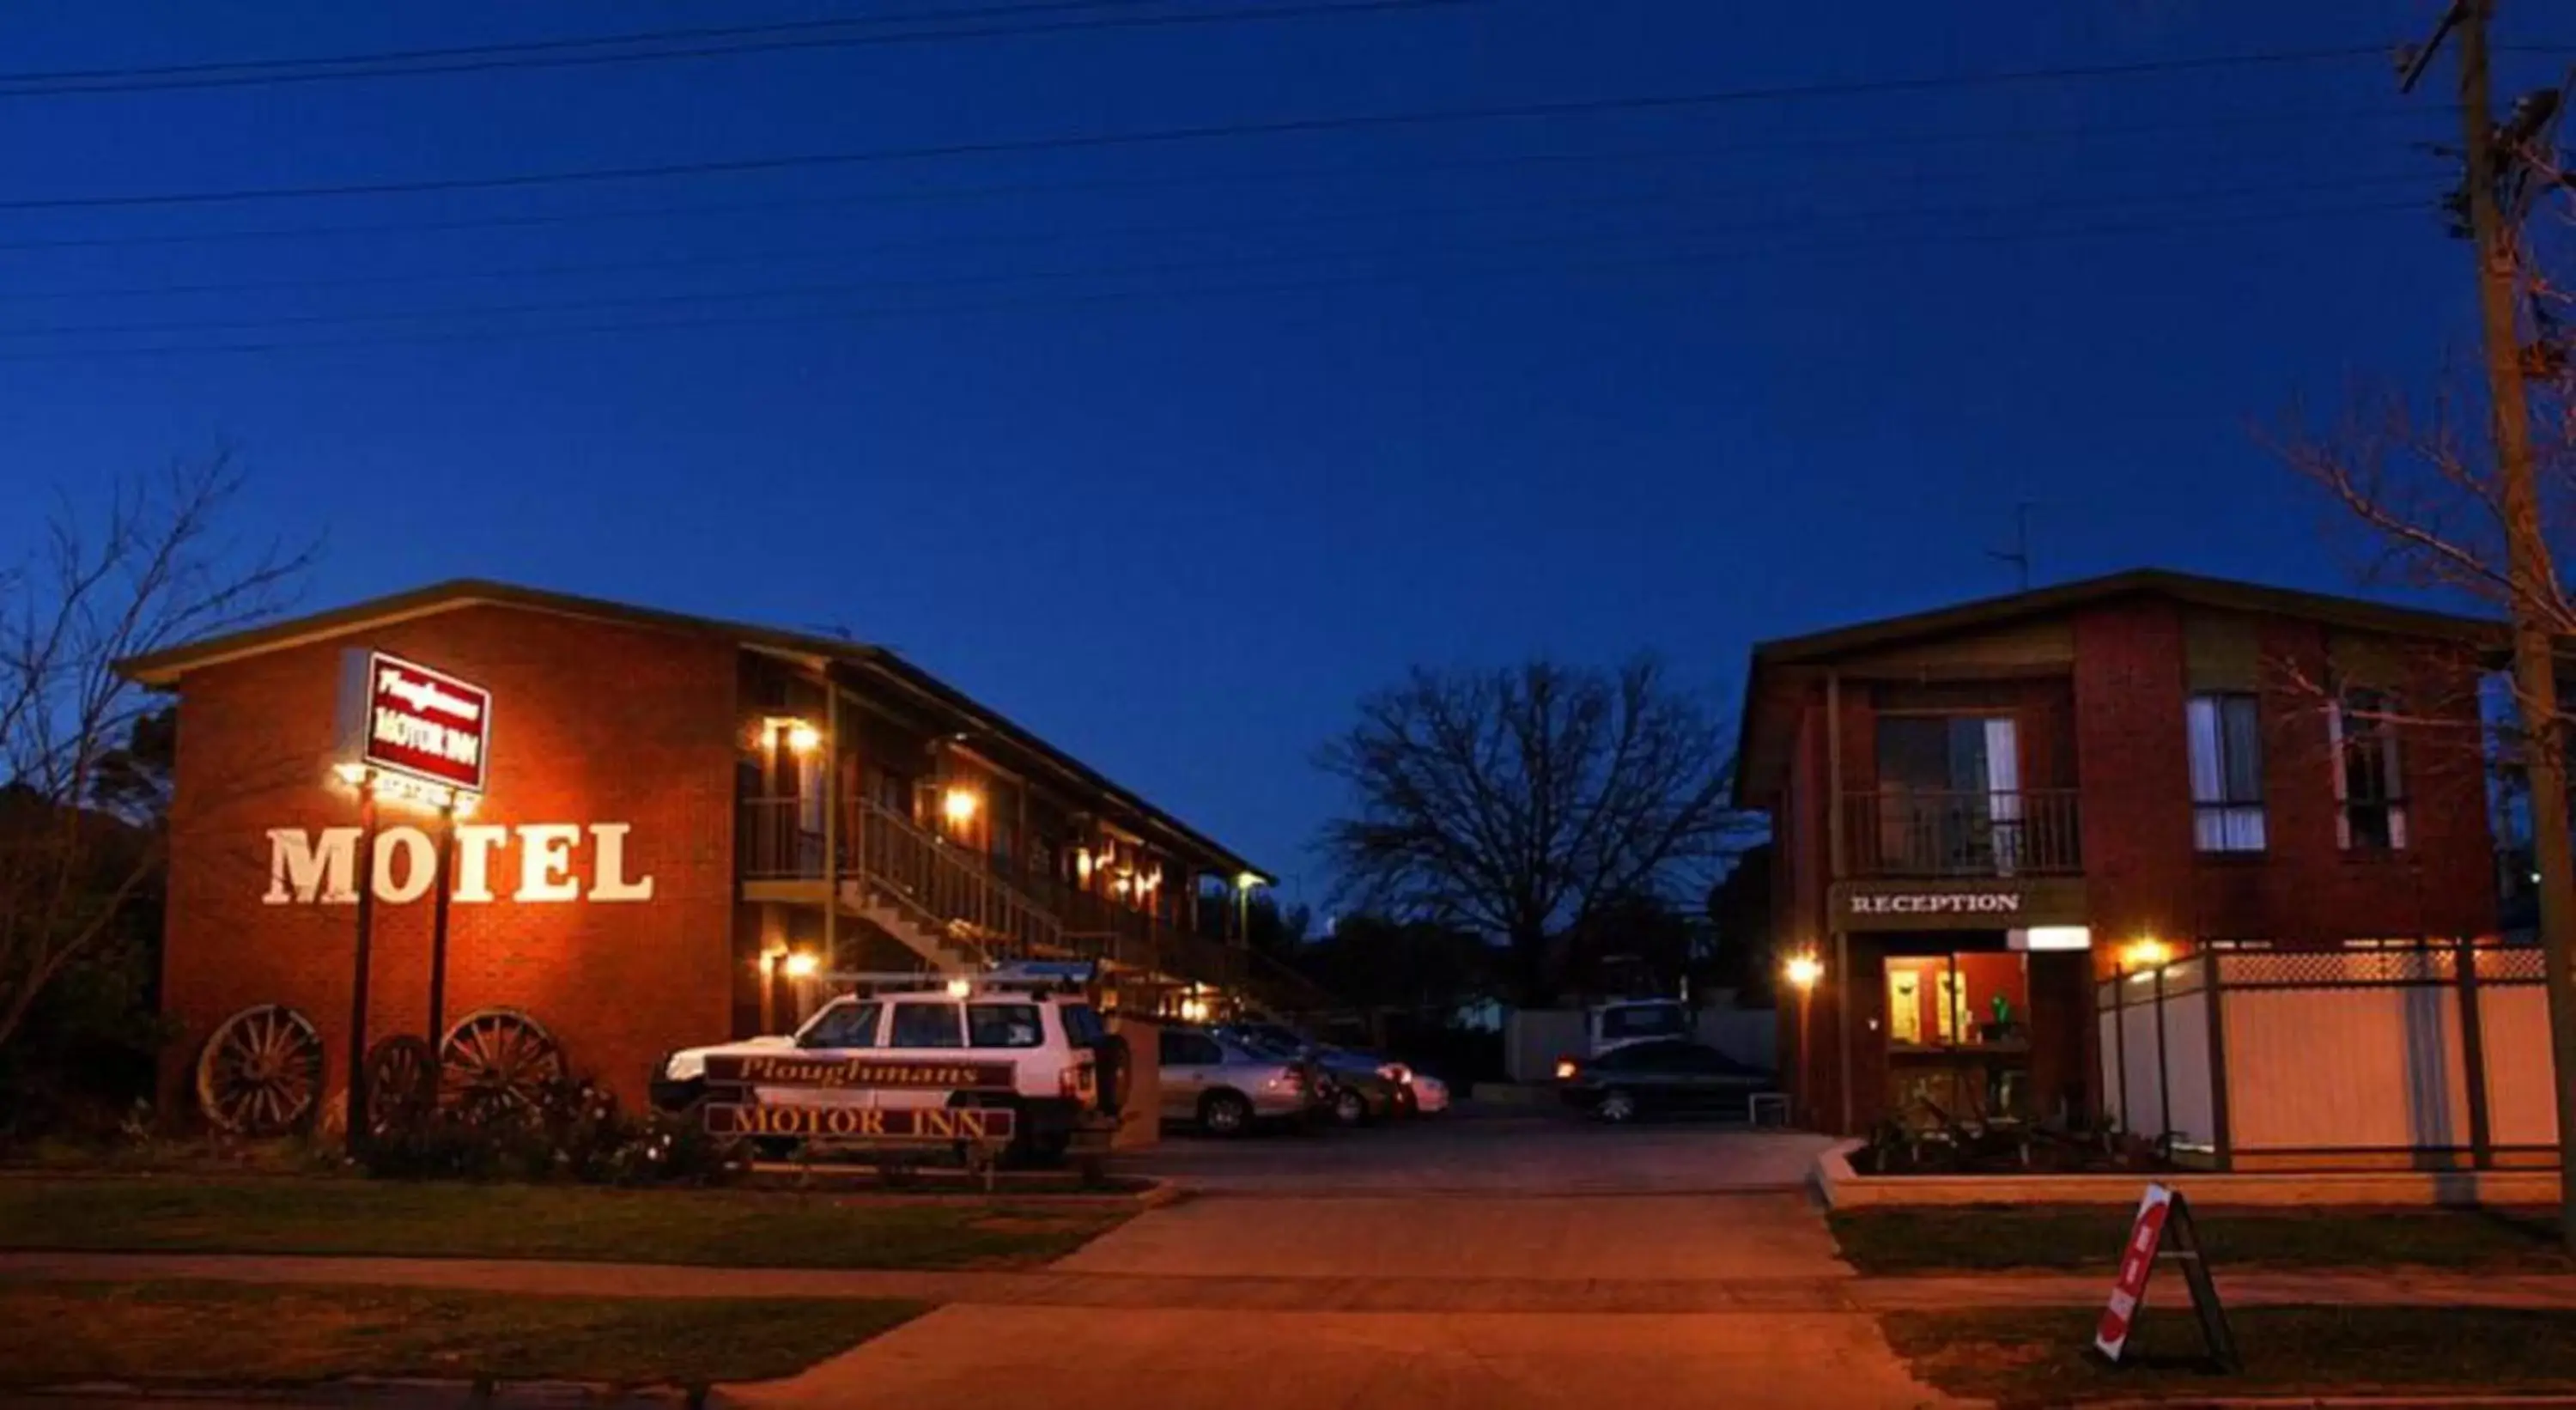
[{"left": 15, "top": 1249, "right": 2576, "bottom": 1313}]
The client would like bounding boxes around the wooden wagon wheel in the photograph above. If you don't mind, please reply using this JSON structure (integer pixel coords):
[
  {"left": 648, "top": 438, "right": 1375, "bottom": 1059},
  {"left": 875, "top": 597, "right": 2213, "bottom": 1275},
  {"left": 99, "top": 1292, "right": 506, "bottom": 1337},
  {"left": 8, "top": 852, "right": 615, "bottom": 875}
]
[
  {"left": 439, "top": 1007, "right": 563, "bottom": 1118},
  {"left": 195, "top": 1004, "right": 324, "bottom": 1136},
  {"left": 362, "top": 1034, "right": 440, "bottom": 1140}
]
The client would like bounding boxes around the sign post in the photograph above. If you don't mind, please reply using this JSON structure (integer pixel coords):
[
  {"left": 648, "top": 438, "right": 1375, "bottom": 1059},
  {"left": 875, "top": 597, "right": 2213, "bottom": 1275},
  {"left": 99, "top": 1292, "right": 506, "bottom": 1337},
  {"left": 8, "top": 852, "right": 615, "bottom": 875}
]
[
  {"left": 2094, "top": 1182, "right": 2239, "bottom": 1371},
  {"left": 335, "top": 649, "right": 493, "bottom": 1147},
  {"left": 343, "top": 778, "right": 379, "bottom": 1149}
]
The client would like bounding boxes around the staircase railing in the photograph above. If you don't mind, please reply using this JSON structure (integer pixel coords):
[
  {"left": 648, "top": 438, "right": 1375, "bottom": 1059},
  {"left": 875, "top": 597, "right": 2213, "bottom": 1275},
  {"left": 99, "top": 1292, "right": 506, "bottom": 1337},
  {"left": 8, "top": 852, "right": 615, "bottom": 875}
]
[{"left": 846, "top": 795, "right": 1065, "bottom": 964}]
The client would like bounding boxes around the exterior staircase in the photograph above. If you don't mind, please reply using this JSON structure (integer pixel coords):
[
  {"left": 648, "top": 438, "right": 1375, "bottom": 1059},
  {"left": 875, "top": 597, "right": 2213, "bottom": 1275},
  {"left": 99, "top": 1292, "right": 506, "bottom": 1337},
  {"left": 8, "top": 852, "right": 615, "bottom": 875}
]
[
  {"left": 844, "top": 796, "right": 1063, "bottom": 974},
  {"left": 743, "top": 793, "right": 1340, "bottom": 1014}
]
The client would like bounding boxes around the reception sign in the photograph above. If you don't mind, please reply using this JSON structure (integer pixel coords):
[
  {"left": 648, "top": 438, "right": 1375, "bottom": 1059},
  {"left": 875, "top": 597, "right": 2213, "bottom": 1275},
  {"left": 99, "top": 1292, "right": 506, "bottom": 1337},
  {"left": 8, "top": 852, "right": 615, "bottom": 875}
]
[{"left": 1831, "top": 878, "right": 2087, "bottom": 933}]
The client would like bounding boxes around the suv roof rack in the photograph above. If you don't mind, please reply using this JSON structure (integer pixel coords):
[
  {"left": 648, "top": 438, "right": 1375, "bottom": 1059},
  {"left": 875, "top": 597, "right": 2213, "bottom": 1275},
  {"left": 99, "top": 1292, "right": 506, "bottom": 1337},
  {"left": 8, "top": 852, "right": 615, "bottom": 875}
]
[{"left": 816, "top": 962, "right": 1097, "bottom": 997}]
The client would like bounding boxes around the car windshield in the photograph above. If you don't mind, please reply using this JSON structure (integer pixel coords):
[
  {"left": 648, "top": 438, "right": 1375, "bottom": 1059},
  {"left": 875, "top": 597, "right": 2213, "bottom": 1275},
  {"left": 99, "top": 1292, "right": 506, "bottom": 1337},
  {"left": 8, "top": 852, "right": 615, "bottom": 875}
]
[
  {"left": 798, "top": 1001, "right": 880, "bottom": 1048},
  {"left": 1060, "top": 1003, "right": 1105, "bottom": 1047},
  {"left": 1227, "top": 1030, "right": 1301, "bottom": 1060},
  {"left": 966, "top": 1002, "right": 1043, "bottom": 1048},
  {"left": 1599, "top": 1004, "right": 1689, "bottom": 1041}
]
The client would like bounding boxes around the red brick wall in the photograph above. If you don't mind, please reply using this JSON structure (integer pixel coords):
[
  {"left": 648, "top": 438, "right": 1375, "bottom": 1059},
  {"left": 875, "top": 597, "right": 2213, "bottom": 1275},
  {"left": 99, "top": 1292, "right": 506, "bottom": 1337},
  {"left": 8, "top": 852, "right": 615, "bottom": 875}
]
[
  {"left": 2070, "top": 602, "right": 2497, "bottom": 969},
  {"left": 162, "top": 604, "right": 741, "bottom": 1120},
  {"left": 2071, "top": 598, "right": 2198, "bottom": 964}
]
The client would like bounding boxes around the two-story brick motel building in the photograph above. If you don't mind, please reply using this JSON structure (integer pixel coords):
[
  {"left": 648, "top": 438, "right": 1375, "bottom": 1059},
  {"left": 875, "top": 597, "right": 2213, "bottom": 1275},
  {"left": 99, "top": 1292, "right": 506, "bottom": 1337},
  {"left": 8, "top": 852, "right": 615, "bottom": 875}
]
[
  {"left": 122, "top": 580, "right": 1288, "bottom": 1131},
  {"left": 1736, "top": 570, "right": 2563, "bottom": 1171}
]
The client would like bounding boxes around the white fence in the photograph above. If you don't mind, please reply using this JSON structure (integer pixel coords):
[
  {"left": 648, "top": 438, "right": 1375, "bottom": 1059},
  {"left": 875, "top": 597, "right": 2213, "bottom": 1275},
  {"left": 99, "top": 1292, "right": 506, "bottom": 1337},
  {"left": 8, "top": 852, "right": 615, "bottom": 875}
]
[{"left": 2099, "top": 944, "right": 2557, "bottom": 1170}]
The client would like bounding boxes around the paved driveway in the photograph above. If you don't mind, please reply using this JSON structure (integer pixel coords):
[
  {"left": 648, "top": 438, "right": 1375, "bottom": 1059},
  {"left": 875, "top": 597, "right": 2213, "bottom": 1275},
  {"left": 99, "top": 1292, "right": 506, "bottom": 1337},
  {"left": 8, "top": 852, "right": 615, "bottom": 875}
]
[
  {"left": 735, "top": 1109, "right": 1960, "bottom": 1408},
  {"left": 1127, "top": 1104, "right": 1837, "bottom": 1195}
]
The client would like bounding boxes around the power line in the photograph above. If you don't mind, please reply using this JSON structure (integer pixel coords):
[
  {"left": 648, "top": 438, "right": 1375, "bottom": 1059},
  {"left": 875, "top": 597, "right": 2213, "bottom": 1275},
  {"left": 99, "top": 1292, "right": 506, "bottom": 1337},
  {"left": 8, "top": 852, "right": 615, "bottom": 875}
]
[
  {"left": 0, "top": 198, "right": 2429, "bottom": 362},
  {"left": 0, "top": 105, "right": 2436, "bottom": 255},
  {"left": 0, "top": 178, "right": 2433, "bottom": 341},
  {"left": 0, "top": 46, "right": 2403, "bottom": 212},
  {"left": 0, "top": 1, "right": 1167, "bottom": 80},
  {"left": 0, "top": 1, "right": 1486, "bottom": 99},
  {"left": 0, "top": 169, "right": 2441, "bottom": 307}
]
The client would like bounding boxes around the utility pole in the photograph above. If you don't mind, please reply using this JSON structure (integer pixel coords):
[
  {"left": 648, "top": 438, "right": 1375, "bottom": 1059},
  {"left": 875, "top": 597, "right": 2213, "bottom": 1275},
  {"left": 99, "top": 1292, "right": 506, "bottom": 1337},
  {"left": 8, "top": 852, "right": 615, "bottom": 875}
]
[
  {"left": 2405, "top": 0, "right": 2576, "bottom": 1248},
  {"left": 1986, "top": 501, "right": 2036, "bottom": 591}
]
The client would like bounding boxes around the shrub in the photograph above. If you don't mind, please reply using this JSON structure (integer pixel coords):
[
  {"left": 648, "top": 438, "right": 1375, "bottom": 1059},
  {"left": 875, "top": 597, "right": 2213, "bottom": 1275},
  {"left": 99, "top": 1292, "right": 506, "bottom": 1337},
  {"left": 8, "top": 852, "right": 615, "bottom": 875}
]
[{"left": 357, "top": 1075, "right": 745, "bottom": 1187}]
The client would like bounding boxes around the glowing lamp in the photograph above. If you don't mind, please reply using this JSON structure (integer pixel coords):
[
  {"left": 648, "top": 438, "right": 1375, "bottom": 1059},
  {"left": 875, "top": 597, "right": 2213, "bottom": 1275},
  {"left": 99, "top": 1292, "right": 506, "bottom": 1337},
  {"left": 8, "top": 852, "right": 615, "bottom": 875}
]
[
  {"left": 1236, "top": 872, "right": 1265, "bottom": 890},
  {"left": 2123, "top": 937, "right": 2172, "bottom": 971},
  {"left": 945, "top": 977, "right": 974, "bottom": 999},
  {"left": 786, "top": 722, "right": 822, "bottom": 754},
  {"left": 942, "top": 787, "right": 980, "bottom": 826},
  {"left": 781, "top": 951, "right": 820, "bottom": 979},
  {"left": 1783, "top": 953, "right": 1824, "bottom": 991},
  {"left": 333, "top": 762, "right": 368, "bottom": 786}
]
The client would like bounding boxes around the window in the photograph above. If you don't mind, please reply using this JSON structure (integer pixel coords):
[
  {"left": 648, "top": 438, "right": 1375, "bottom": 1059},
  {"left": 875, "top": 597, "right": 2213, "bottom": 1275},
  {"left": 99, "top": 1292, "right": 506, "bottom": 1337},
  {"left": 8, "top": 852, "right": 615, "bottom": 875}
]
[
  {"left": 1597, "top": 1003, "right": 1689, "bottom": 1042},
  {"left": 799, "top": 1001, "right": 880, "bottom": 1049},
  {"left": 2333, "top": 689, "right": 2409, "bottom": 850},
  {"left": 967, "top": 1003, "right": 1044, "bottom": 1048},
  {"left": 2186, "top": 693, "right": 2266, "bottom": 852},
  {"left": 1158, "top": 1030, "right": 1224, "bottom": 1067},
  {"left": 1060, "top": 1004, "right": 1105, "bottom": 1047},
  {"left": 888, "top": 1002, "right": 964, "bottom": 1048}
]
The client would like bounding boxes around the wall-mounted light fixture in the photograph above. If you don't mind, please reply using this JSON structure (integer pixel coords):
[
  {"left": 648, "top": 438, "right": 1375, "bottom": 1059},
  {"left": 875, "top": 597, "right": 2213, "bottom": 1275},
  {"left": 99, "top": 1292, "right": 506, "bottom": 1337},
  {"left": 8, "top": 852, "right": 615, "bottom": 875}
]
[
  {"left": 942, "top": 787, "right": 980, "bottom": 826},
  {"left": 781, "top": 951, "right": 820, "bottom": 979},
  {"left": 1783, "top": 953, "right": 1824, "bottom": 991},
  {"left": 2122, "top": 937, "right": 2172, "bottom": 971}
]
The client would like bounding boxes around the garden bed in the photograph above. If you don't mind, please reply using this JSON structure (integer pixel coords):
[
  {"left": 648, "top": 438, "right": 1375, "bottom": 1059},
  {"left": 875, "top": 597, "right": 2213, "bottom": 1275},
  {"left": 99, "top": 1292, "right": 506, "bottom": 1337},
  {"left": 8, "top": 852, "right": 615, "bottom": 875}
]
[
  {"left": 0, "top": 1175, "right": 1132, "bottom": 1269},
  {"left": 0, "top": 1279, "right": 923, "bottom": 1389},
  {"left": 1886, "top": 1306, "right": 2576, "bottom": 1405}
]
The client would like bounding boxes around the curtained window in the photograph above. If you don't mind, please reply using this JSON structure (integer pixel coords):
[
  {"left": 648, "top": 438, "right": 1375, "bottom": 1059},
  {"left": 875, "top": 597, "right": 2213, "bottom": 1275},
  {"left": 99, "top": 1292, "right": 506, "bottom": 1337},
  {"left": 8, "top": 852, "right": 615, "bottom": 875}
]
[{"left": 2186, "top": 694, "right": 2266, "bottom": 852}]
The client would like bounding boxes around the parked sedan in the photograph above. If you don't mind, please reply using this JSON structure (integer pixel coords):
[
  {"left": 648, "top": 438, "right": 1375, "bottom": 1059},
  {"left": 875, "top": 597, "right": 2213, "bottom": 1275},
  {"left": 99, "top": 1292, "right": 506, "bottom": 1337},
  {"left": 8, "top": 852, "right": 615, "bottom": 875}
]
[
  {"left": 1558, "top": 1039, "right": 1771, "bottom": 1123},
  {"left": 1157, "top": 1026, "right": 1317, "bottom": 1135},
  {"left": 1216, "top": 1023, "right": 1406, "bottom": 1125}
]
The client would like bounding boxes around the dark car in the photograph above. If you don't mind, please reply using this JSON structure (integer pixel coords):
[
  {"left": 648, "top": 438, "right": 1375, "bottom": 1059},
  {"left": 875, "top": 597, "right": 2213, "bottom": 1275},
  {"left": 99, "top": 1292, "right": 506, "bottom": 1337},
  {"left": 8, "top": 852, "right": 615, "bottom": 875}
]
[{"left": 1557, "top": 1039, "right": 1771, "bottom": 1123}]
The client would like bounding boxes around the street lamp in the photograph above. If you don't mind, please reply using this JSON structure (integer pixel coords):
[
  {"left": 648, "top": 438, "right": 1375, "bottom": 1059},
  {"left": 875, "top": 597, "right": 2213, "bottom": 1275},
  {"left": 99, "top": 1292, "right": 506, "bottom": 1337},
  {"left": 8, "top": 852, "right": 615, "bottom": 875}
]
[{"left": 1783, "top": 951, "right": 1822, "bottom": 1129}]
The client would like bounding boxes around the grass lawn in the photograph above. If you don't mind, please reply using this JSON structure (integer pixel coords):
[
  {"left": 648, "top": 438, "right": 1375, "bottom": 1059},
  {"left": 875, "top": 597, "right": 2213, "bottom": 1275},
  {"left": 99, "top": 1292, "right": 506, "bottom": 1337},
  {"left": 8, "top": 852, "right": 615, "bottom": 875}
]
[
  {"left": 0, "top": 1176, "right": 1127, "bottom": 1269},
  {"left": 1885, "top": 1306, "right": 2576, "bottom": 1406},
  {"left": 1832, "top": 1204, "right": 2572, "bottom": 1275},
  {"left": 0, "top": 1279, "right": 923, "bottom": 1389}
]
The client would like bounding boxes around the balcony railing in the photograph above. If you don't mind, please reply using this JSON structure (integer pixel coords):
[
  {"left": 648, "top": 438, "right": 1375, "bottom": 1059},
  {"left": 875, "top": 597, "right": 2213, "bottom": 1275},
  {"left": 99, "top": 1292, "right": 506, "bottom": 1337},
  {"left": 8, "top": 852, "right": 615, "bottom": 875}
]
[
  {"left": 1842, "top": 788, "right": 2081, "bottom": 878},
  {"left": 738, "top": 795, "right": 1316, "bottom": 1006},
  {"left": 738, "top": 795, "right": 1066, "bottom": 964}
]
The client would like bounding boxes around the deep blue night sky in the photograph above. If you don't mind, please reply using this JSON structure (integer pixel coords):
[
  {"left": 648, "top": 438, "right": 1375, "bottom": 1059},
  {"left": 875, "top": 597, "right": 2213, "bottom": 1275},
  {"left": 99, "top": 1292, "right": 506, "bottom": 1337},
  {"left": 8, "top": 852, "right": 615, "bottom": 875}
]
[{"left": 4, "top": 1, "right": 2567, "bottom": 894}]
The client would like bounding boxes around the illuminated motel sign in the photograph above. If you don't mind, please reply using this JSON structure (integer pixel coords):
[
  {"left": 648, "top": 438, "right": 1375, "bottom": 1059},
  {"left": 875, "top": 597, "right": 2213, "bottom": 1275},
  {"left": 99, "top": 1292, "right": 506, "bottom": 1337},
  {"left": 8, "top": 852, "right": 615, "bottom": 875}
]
[{"left": 341, "top": 650, "right": 490, "bottom": 795}]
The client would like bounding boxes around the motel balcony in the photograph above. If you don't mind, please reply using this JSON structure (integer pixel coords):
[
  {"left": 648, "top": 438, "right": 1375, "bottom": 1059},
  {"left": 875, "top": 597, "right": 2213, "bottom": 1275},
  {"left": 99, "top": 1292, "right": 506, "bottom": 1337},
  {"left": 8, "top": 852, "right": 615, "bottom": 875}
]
[
  {"left": 1840, "top": 788, "right": 2083, "bottom": 879},
  {"left": 732, "top": 793, "right": 1321, "bottom": 1011}
]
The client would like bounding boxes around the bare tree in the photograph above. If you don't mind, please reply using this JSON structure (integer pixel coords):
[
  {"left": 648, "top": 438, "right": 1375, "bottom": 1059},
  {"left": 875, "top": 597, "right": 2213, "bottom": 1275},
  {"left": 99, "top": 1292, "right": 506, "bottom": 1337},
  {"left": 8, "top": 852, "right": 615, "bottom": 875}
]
[
  {"left": 1316, "top": 657, "right": 1749, "bottom": 1005},
  {"left": 0, "top": 454, "right": 309, "bottom": 1057},
  {"left": 2277, "top": 34, "right": 2576, "bottom": 1243}
]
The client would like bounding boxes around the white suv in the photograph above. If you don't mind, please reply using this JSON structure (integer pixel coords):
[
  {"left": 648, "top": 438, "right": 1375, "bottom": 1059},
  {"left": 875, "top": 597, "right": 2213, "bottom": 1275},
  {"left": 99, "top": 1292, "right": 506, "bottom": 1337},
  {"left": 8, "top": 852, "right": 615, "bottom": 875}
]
[{"left": 653, "top": 974, "right": 1121, "bottom": 1160}]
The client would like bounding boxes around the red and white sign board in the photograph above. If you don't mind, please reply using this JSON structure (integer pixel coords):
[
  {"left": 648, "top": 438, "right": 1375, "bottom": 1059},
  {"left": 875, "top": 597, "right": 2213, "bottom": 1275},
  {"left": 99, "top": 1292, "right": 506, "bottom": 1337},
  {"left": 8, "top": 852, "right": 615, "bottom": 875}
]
[
  {"left": 341, "top": 650, "right": 491, "bottom": 793},
  {"left": 2094, "top": 1182, "right": 2175, "bottom": 1362}
]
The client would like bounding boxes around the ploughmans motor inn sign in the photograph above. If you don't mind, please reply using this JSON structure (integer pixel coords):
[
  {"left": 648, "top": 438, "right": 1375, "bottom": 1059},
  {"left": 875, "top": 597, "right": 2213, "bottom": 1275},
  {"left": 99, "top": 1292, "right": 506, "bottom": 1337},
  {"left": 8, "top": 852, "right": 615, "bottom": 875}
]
[
  {"left": 1829, "top": 877, "right": 2087, "bottom": 932},
  {"left": 253, "top": 647, "right": 659, "bottom": 907},
  {"left": 340, "top": 649, "right": 491, "bottom": 794}
]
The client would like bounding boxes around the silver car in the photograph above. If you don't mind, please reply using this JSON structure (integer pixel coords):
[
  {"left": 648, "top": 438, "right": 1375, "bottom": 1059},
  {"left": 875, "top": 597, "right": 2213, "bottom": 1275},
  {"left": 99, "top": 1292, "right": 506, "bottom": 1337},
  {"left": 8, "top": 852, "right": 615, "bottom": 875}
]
[{"left": 1157, "top": 1027, "right": 1315, "bottom": 1135}]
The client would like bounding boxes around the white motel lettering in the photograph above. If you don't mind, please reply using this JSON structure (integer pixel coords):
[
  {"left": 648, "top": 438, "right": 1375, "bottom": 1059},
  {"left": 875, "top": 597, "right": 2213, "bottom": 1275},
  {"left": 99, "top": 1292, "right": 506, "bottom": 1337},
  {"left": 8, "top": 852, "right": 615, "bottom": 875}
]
[
  {"left": 263, "top": 823, "right": 656, "bottom": 905},
  {"left": 1845, "top": 892, "right": 2022, "bottom": 916}
]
